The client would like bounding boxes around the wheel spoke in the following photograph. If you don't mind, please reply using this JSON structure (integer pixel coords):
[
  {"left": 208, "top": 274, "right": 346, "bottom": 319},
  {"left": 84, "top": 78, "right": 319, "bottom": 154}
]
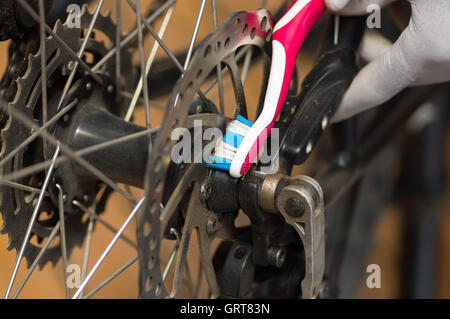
[
  {"left": 1, "top": 0, "right": 278, "bottom": 300},
  {"left": 72, "top": 200, "right": 137, "bottom": 249},
  {"left": 211, "top": 0, "right": 225, "bottom": 115},
  {"left": 162, "top": 228, "right": 180, "bottom": 281},
  {"left": 124, "top": 0, "right": 208, "bottom": 102},
  {"left": 0, "top": 120, "right": 158, "bottom": 188},
  {"left": 93, "top": 0, "right": 176, "bottom": 72},
  {"left": 125, "top": 4, "right": 174, "bottom": 122},
  {"left": 1, "top": 181, "right": 50, "bottom": 196},
  {"left": 38, "top": 0, "right": 48, "bottom": 158},
  {"left": 0, "top": 101, "right": 137, "bottom": 204},
  {"left": 224, "top": 56, "right": 248, "bottom": 118},
  {"left": 203, "top": 45, "right": 251, "bottom": 95},
  {"left": 11, "top": 223, "right": 60, "bottom": 299},
  {"left": 72, "top": 197, "right": 144, "bottom": 299},
  {"left": 184, "top": 0, "right": 207, "bottom": 72},
  {"left": 125, "top": 0, "right": 183, "bottom": 74},
  {"left": 121, "top": 91, "right": 165, "bottom": 109},
  {"left": 115, "top": 0, "right": 122, "bottom": 100},
  {"left": 0, "top": 99, "right": 78, "bottom": 170},
  {"left": 56, "top": 185, "right": 70, "bottom": 299},
  {"left": 82, "top": 255, "right": 138, "bottom": 299},
  {"left": 135, "top": 0, "right": 151, "bottom": 128},
  {"left": 55, "top": 0, "right": 105, "bottom": 115},
  {"left": 170, "top": 225, "right": 193, "bottom": 298},
  {"left": 204, "top": 0, "right": 267, "bottom": 98},
  {"left": 5, "top": 146, "right": 60, "bottom": 299},
  {"left": 15, "top": 0, "right": 103, "bottom": 84},
  {"left": 240, "top": 46, "right": 254, "bottom": 84},
  {"left": 79, "top": 203, "right": 95, "bottom": 298}
]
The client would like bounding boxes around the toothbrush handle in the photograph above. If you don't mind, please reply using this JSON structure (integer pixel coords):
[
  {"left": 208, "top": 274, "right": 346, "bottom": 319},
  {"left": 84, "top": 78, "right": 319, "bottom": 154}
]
[
  {"left": 236, "top": 0, "right": 325, "bottom": 176},
  {"left": 271, "top": 0, "right": 326, "bottom": 118}
]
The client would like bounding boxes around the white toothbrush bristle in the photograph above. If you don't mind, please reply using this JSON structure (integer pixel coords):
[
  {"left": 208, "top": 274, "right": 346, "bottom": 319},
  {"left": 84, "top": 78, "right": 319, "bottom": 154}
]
[
  {"left": 210, "top": 118, "right": 253, "bottom": 170},
  {"left": 227, "top": 120, "right": 251, "bottom": 136}
]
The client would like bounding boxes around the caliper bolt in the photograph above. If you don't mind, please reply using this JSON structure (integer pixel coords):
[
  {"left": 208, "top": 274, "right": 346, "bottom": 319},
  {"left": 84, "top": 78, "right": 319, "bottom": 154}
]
[
  {"left": 267, "top": 246, "right": 287, "bottom": 268},
  {"left": 285, "top": 197, "right": 305, "bottom": 218},
  {"left": 200, "top": 182, "right": 212, "bottom": 201}
]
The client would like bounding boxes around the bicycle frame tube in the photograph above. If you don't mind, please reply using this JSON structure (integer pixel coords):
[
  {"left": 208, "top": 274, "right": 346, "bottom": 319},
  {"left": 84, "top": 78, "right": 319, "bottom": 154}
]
[{"left": 317, "top": 84, "right": 442, "bottom": 209}]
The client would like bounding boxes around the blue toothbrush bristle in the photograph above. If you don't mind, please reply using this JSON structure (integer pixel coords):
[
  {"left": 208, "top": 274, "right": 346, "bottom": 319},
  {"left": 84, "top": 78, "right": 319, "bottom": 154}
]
[
  {"left": 223, "top": 130, "right": 244, "bottom": 148},
  {"left": 208, "top": 155, "right": 231, "bottom": 171},
  {"left": 236, "top": 115, "right": 253, "bottom": 127},
  {"left": 208, "top": 116, "right": 254, "bottom": 171}
]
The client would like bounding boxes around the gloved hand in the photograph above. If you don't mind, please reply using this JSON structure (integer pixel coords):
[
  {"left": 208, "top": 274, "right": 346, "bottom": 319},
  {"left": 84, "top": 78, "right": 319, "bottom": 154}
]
[{"left": 324, "top": 0, "right": 450, "bottom": 122}]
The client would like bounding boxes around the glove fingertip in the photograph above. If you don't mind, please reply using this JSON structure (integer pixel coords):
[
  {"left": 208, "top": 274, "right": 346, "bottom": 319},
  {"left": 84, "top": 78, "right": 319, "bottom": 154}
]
[{"left": 324, "top": 0, "right": 350, "bottom": 12}]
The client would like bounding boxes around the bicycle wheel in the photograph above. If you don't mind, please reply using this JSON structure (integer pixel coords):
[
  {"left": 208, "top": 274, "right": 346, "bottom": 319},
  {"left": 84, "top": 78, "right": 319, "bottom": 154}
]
[{"left": 0, "top": 0, "right": 286, "bottom": 298}]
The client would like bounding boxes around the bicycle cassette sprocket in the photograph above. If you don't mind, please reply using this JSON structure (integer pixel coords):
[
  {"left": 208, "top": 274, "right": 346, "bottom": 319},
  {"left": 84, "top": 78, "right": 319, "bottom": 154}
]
[{"left": 0, "top": 5, "right": 133, "bottom": 268}]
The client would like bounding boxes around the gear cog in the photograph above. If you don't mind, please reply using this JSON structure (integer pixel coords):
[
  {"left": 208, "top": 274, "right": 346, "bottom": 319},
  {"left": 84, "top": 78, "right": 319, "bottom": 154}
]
[{"left": 0, "top": 5, "right": 134, "bottom": 268}]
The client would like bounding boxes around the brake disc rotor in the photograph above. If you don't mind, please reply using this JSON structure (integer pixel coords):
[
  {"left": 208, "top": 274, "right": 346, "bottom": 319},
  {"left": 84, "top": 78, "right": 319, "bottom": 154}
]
[
  {"left": 137, "top": 9, "right": 274, "bottom": 298},
  {"left": 0, "top": 5, "right": 133, "bottom": 268}
]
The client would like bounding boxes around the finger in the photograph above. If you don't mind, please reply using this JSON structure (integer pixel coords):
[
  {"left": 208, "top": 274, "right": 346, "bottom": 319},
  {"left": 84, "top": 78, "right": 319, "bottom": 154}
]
[
  {"left": 324, "top": 0, "right": 350, "bottom": 11},
  {"left": 332, "top": 25, "right": 418, "bottom": 122},
  {"left": 359, "top": 29, "right": 392, "bottom": 63},
  {"left": 325, "top": 0, "right": 397, "bottom": 15}
]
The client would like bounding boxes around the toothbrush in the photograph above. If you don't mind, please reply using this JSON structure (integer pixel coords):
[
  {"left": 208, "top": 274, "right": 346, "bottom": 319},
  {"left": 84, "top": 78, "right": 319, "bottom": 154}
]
[{"left": 209, "top": 0, "right": 326, "bottom": 178}]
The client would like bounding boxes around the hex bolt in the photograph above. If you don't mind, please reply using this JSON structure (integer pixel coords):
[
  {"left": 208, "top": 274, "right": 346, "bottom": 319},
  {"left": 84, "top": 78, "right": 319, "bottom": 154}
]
[
  {"left": 86, "top": 82, "right": 93, "bottom": 91},
  {"left": 285, "top": 197, "right": 305, "bottom": 218},
  {"left": 267, "top": 246, "right": 287, "bottom": 268},
  {"left": 200, "top": 182, "right": 212, "bottom": 201}
]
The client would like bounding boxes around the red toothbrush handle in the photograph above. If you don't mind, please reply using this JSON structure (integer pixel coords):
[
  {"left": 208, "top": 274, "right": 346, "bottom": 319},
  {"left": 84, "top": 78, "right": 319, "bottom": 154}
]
[{"left": 272, "top": 0, "right": 326, "bottom": 118}]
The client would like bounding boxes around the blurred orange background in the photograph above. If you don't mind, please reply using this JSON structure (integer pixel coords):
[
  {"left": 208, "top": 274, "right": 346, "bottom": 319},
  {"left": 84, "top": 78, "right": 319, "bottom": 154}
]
[{"left": 0, "top": 0, "right": 449, "bottom": 299}]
